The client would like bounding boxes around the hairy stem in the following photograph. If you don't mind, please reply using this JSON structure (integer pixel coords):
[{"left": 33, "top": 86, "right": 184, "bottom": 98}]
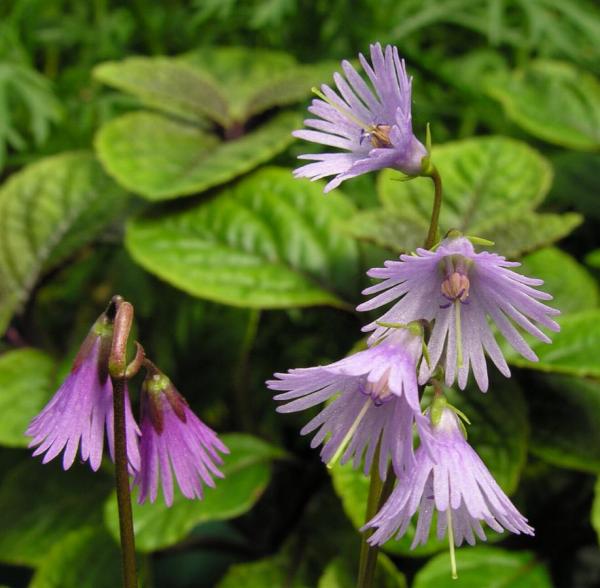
[{"left": 424, "top": 167, "right": 443, "bottom": 250}]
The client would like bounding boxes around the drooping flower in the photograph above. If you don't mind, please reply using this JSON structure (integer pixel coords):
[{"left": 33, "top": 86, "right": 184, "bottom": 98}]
[
  {"left": 26, "top": 315, "right": 140, "bottom": 473},
  {"left": 267, "top": 325, "right": 424, "bottom": 479},
  {"left": 364, "top": 403, "right": 533, "bottom": 552},
  {"left": 293, "top": 42, "right": 428, "bottom": 193},
  {"left": 133, "top": 364, "right": 229, "bottom": 507},
  {"left": 358, "top": 233, "right": 560, "bottom": 392}
]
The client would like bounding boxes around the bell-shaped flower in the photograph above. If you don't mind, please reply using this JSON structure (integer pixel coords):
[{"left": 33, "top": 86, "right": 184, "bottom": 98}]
[
  {"left": 267, "top": 326, "right": 424, "bottom": 479},
  {"left": 358, "top": 233, "right": 560, "bottom": 391},
  {"left": 133, "top": 365, "right": 229, "bottom": 507},
  {"left": 293, "top": 42, "right": 427, "bottom": 192},
  {"left": 26, "top": 315, "right": 140, "bottom": 473}
]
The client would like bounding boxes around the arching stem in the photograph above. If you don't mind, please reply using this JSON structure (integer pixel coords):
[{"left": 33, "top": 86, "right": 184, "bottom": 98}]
[{"left": 424, "top": 167, "right": 443, "bottom": 250}]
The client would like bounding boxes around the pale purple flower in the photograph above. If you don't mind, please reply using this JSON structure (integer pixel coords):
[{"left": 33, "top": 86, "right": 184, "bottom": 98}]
[
  {"left": 26, "top": 318, "right": 140, "bottom": 473},
  {"left": 293, "top": 42, "right": 427, "bottom": 192},
  {"left": 364, "top": 405, "right": 533, "bottom": 548},
  {"left": 133, "top": 369, "right": 229, "bottom": 507},
  {"left": 267, "top": 327, "right": 423, "bottom": 479},
  {"left": 358, "top": 234, "right": 560, "bottom": 392}
]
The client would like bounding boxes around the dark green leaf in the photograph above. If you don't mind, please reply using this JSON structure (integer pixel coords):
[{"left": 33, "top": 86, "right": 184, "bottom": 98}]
[
  {"left": 0, "top": 348, "right": 55, "bottom": 448},
  {"left": 125, "top": 167, "right": 359, "bottom": 308},
  {"left": 529, "top": 374, "right": 600, "bottom": 473},
  {"left": 413, "top": 546, "right": 552, "bottom": 588},
  {"left": 0, "top": 152, "right": 129, "bottom": 333},
  {"left": 104, "top": 434, "right": 285, "bottom": 552},
  {"left": 95, "top": 111, "right": 298, "bottom": 200},
  {"left": 29, "top": 528, "right": 122, "bottom": 588},
  {"left": 487, "top": 61, "right": 600, "bottom": 150},
  {"left": 592, "top": 477, "right": 600, "bottom": 543},
  {"left": 318, "top": 554, "right": 406, "bottom": 588},
  {"left": 0, "top": 460, "right": 112, "bottom": 565}
]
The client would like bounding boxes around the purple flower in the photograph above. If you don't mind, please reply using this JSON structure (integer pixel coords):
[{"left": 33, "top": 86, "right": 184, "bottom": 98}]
[
  {"left": 133, "top": 368, "right": 229, "bottom": 507},
  {"left": 364, "top": 404, "right": 533, "bottom": 549},
  {"left": 358, "top": 234, "right": 560, "bottom": 392},
  {"left": 293, "top": 43, "right": 427, "bottom": 193},
  {"left": 267, "top": 326, "right": 423, "bottom": 479},
  {"left": 26, "top": 318, "right": 140, "bottom": 473}
]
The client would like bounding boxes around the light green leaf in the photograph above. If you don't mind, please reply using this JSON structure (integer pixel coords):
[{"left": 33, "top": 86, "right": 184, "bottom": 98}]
[
  {"left": 93, "top": 57, "right": 229, "bottom": 126},
  {"left": 125, "top": 168, "right": 359, "bottom": 309},
  {"left": 95, "top": 110, "right": 298, "bottom": 200},
  {"left": 0, "top": 152, "right": 129, "bottom": 334},
  {"left": 587, "top": 249, "right": 600, "bottom": 268},
  {"left": 592, "top": 477, "right": 600, "bottom": 543},
  {"left": 507, "top": 309, "right": 600, "bottom": 377},
  {"left": 318, "top": 555, "right": 406, "bottom": 588},
  {"left": 378, "top": 136, "right": 553, "bottom": 236},
  {"left": 0, "top": 348, "right": 55, "bottom": 448},
  {"left": 413, "top": 546, "right": 552, "bottom": 588},
  {"left": 29, "top": 528, "right": 121, "bottom": 588},
  {"left": 487, "top": 61, "right": 600, "bottom": 150},
  {"left": 520, "top": 247, "right": 599, "bottom": 315},
  {"left": 0, "top": 460, "right": 112, "bottom": 565},
  {"left": 104, "top": 434, "right": 285, "bottom": 552},
  {"left": 529, "top": 374, "right": 600, "bottom": 473}
]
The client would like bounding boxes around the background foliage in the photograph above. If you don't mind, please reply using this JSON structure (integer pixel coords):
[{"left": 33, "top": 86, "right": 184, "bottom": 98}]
[{"left": 1, "top": 0, "right": 600, "bottom": 586}]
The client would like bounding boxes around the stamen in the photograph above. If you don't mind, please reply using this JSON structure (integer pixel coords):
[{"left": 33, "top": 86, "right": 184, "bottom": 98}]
[
  {"left": 326, "top": 398, "right": 371, "bottom": 469},
  {"left": 446, "top": 508, "right": 458, "bottom": 580},
  {"left": 454, "top": 301, "right": 463, "bottom": 368}
]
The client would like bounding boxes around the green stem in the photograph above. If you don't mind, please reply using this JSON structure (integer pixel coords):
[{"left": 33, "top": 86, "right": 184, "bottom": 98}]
[
  {"left": 357, "top": 449, "right": 396, "bottom": 588},
  {"left": 424, "top": 167, "right": 443, "bottom": 250},
  {"left": 112, "top": 375, "right": 138, "bottom": 588}
]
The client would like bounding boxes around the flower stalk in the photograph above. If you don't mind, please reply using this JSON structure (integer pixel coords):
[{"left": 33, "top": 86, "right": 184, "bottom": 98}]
[
  {"left": 108, "top": 296, "right": 138, "bottom": 588},
  {"left": 424, "top": 166, "right": 443, "bottom": 250}
]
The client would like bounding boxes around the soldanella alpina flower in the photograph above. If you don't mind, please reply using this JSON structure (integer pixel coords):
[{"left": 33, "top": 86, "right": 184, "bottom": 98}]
[
  {"left": 267, "top": 325, "right": 424, "bottom": 479},
  {"left": 365, "top": 400, "right": 533, "bottom": 574},
  {"left": 293, "top": 42, "right": 428, "bottom": 193},
  {"left": 26, "top": 314, "right": 140, "bottom": 473},
  {"left": 133, "top": 363, "right": 229, "bottom": 507},
  {"left": 358, "top": 232, "right": 560, "bottom": 391}
]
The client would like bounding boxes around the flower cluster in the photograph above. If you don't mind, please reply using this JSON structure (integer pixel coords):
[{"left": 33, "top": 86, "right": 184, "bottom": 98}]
[
  {"left": 27, "top": 306, "right": 228, "bottom": 507},
  {"left": 271, "top": 42, "right": 559, "bottom": 573}
]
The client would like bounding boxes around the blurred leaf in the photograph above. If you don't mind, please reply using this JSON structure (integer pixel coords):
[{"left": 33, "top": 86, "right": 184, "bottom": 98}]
[
  {"left": 104, "top": 433, "right": 285, "bottom": 552},
  {"left": 507, "top": 310, "right": 600, "bottom": 377},
  {"left": 329, "top": 377, "right": 526, "bottom": 556},
  {"left": 413, "top": 546, "right": 552, "bottom": 588},
  {"left": 487, "top": 61, "right": 600, "bottom": 150},
  {"left": 318, "top": 554, "right": 406, "bottom": 588},
  {"left": 95, "top": 110, "right": 298, "bottom": 200},
  {"left": 0, "top": 348, "right": 55, "bottom": 448},
  {"left": 592, "top": 477, "right": 600, "bottom": 543},
  {"left": 587, "top": 250, "right": 600, "bottom": 269},
  {"left": 0, "top": 460, "right": 111, "bottom": 565},
  {"left": 520, "top": 247, "right": 599, "bottom": 315},
  {"left": 0, "top": 152, "right": 129, "bottom": 334},
  {"left": 377, "top": 137, "right": 553, "bottom": 247},
  {"left": 529, "top": 374, "right": 600, "bottom": 473},
  {"left": 125, "top": 167, "right": 359, "bottom": 308},
  {"left": 93, "top": 57, "right": 229, "bottom": 126},
  {"left": 29, "top": 528, "right": 121, "bottom": 588}
]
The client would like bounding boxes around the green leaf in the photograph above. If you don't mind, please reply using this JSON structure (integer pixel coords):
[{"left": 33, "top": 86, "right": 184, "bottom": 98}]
[
  {"left": 413, "top": 546, "right": 552, "bottom": 588},
  {"left": 104, "top": 434, "right": 284, "bottom": 552},
  {"left": 0, "top": 348, "right": 55, "bottom": 448},
  {"left": 93, "top": 57, "right": 229, "bottom": 126},
  {"left": 0, "top": 460, "right": 112, "bottom": 565},
  {"left": 29, "top": 528, "right": 122, "bottom": 588},
  {"left": 592, "top": 477, "right": 600, "bottom": 543},
  {"left": 520, "top": 247, "right": 599, "bottom": 315},
  {"left": 318, "top": 555, "right": 406, "bottom": 588},
  {"left": 487, "top": 61, "right": 600, "bottom": 150},
  {"left": 377, "top": 136, "right": 553, "bottom": 237},
  {"left": 587, "top": 249, "right": 600, "bottom": 269},
  {"left": 0, "top": 152, "right": 129, "bottom": 333},
  {"left": 528, "top": 374, "right": 600, "bottom": 473},
  {"left": 95, "top": 110, "right": 298, "bottom": 200},
  {"left": 507, "top": 309, "right": 600, "bottom": 377},
  {"left": 125, "top": 167, "right": 359, "bottom": 309},
  {"left": 329, "top": 378, "right": 526, "bottom": 556}
]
